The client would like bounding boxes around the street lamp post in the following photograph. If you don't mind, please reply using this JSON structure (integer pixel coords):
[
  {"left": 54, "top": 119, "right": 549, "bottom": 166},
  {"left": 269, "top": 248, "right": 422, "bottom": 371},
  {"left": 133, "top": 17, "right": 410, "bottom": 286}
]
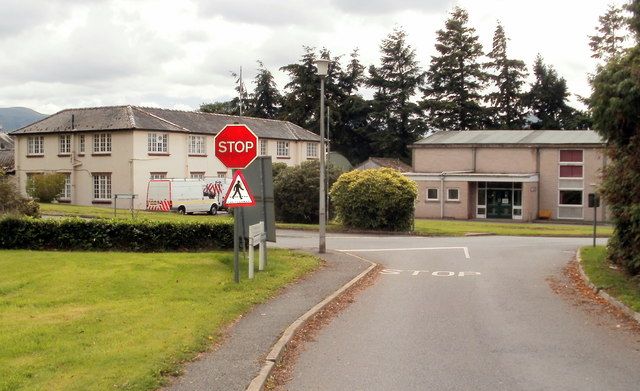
[{"left": 315, "top": 57, "right": 330, "bottom": 254}]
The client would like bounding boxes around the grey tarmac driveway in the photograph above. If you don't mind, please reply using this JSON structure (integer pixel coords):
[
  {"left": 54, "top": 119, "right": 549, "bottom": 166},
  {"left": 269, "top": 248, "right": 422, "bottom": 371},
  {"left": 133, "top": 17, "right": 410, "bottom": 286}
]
[{"left": 275, "top": 231, "right": 640, "bottom": 391}]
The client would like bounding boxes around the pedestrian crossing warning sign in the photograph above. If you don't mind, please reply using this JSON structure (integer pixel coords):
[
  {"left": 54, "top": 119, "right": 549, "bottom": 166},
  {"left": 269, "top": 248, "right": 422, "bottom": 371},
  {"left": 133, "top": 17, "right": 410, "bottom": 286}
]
[{"left": 223, "top": 171, "right": 256, "bottom": 208}]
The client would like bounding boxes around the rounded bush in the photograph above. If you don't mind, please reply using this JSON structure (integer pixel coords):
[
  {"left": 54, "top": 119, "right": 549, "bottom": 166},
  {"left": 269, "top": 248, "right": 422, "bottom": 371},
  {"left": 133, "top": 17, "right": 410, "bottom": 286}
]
[
  {"left": 274, "top": 161, "right": 341, "bottom": 224},
  {"left": 330, "top": 168, "right": 417, "bottom": 231}
]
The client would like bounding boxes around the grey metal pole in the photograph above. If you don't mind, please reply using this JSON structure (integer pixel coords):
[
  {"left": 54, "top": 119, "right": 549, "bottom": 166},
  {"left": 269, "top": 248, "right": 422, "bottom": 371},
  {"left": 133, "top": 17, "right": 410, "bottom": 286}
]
[
  {"left": 233, "top": 169, "right": 240, "bottom": 283},
  {"left": 319, "top": 76, "right": 326, "bottom": 254},
  {"left": 593, "top": 202, "right": 597, "bottom": 247},
  {"left": 326, "top": 106, "right": 330, "bottom": 222}
]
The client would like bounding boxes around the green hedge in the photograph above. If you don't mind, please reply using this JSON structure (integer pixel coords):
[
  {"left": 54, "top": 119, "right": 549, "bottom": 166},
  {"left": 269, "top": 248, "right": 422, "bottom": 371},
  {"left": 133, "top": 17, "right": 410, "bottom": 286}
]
[{"left": 0, "top": 217, "right": 234, "bottom": 251}]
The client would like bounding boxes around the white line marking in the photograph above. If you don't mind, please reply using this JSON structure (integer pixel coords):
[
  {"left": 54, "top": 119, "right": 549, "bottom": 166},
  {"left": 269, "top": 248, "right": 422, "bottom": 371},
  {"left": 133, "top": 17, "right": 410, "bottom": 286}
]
[{"left": 338, "top": 246, "right": 471, "bottom": 260}]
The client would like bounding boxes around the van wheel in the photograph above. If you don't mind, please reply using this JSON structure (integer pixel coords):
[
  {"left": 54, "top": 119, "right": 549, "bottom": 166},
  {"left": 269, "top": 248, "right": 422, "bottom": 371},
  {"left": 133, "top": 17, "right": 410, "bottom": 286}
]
[
  {"left": 178, "top": 206, "right": 186, "bottom": 215},
  {"left": 209, "top": 204, "right": 218, "bottom": 215}
]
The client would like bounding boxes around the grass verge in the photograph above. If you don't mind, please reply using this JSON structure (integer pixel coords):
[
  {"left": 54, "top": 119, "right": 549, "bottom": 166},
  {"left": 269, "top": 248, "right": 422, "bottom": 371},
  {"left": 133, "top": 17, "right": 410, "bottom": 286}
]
[
  {"left": 38, "top": 203, "right": 232, "bottom": 223},
  {"left": 414, "top": 219, "right": 613, "bottom": 237},
  {"left": 580, "top": 246, "right": 640, "bottom": 313},
  {"left": 0, "top": 249, "right": 320, "bottom": 391},
  {"left": 39, "top": 203, "right": 613, "bottom": 237}
]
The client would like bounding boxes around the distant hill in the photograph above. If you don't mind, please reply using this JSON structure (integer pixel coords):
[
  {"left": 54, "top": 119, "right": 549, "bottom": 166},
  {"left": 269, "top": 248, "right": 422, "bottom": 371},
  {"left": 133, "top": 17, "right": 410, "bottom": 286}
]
[{"left": 0, "top": 107, "right": 47, "bottom": 133}]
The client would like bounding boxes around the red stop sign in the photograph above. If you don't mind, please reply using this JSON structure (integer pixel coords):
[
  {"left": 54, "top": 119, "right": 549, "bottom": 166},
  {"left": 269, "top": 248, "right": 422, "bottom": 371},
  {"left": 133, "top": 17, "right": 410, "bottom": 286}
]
[{"left": 214, "top": 124, "right": 258, "bottom": 169}]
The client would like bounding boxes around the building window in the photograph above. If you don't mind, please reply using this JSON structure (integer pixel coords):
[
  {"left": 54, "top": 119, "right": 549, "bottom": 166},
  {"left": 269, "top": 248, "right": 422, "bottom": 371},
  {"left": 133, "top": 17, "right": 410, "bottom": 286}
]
[
  {"left": 559, "top": 165, "right": 583, "bottom": 178},
  {"left": 27, "top": 136, "right": 44, "bottom": 155},
  {"left": 59, "top": 135, "right": 71, "bottom": 155},
  {"left": 93, "top": 133, "right": 112, "bottom": 153},
  {"left": 559, "top": 190, "right": 582, "bottom": 205},
  {"left": 260, "top": 139, "right": 268, "bottom": 156},
  {"left": 190, "top": 172, "right": 205, "bottom": 180},
  {"left": 217, "top": 171, "right": 227, "bottom": 178},
  {"left": 306, "top": 142, "right": 318, "bottom": 158},
  {"left": 79, "top": 135, "right": 85, "bottom": 154},
  {"left": 276, "top": 141, "right": 289, "bottom": 157},
  {"left": 92, "top": 173, "right": 111, "bottom": 200},
  {"left": 61, "top": 173, "right": 71, "bottom": 199},
  {"left": 560, "top": 150, "right": 583, "bottom": 162},
  {"left": 148, "top": 133, "right": 168, "bottom": 153},
  {"left": 188, "top": 135, "right": 206, "bottom": 155},
  {"left": 426, "top": 188, "right": 439, "bottom": 201},
  {"left": 447, "top": 188, "right": 460, "bottom": 201},
  {"left": 150, "top": 172, "right": 167, "bottom": 180}
]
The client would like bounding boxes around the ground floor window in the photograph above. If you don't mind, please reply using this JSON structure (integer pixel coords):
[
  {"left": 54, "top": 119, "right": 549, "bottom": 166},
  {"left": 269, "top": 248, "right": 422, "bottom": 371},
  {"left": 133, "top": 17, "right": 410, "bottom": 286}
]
[
  {"left": 446, "top": 188, "right": 459, "bottom": 201},
  {"left": 150, "top": 172, "right": 167, "bottom": 180},
  {"left": 61, "top": 173, "right": 71, "bottom": 200},
  {"left": 558, "top": 190, "right": 583, "bottom": 219},
  {"left": 426, "top": 188, "right": 439, "bottom": 201},
  {"left": 93, "top": 173, "right": 111, "bottom": 200},
  {"left": 190, "top": 172, "right": 205, "bottom": 180}
]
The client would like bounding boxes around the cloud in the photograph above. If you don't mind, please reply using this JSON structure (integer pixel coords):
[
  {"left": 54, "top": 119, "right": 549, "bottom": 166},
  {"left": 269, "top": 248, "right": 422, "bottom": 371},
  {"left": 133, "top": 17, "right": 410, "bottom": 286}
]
[{"left": 330, "top": 0, "right": 452, "bottom": 15}]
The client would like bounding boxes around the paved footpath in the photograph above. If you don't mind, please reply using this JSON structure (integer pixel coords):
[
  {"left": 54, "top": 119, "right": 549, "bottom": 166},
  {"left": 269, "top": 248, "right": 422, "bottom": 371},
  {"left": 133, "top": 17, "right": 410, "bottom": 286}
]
[
  {"left": 162, "top": 245, "right": 368, "bottom": 391},
  {"left": 278, "top": 233, "right": 640, "bottom": 391}
]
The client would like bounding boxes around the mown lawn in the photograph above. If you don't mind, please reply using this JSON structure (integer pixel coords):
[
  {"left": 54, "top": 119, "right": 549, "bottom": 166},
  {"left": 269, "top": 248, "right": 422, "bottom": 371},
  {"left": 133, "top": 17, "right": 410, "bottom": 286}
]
[
  {"left": 414, "top": 219, "right": 613, "bottom": 237},
  {"left": 580, "top": 246, "right": 640, "bottom": 313},
  {"left": 0, "top": 249, "right": 320, "bottom": 391},
  {"left": 38, "top": 203, "right": 232, "bottom": 223},
  {"left": 39, "top": 203, "right": 613, "bottom": 237}
]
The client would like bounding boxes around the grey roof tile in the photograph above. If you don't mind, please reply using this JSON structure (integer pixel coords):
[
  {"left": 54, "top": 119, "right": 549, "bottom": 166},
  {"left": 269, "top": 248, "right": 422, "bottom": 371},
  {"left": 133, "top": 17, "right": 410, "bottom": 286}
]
[
  {"left": 10, "top": 105, "right": 320, "bottom": 142},
  {"left": 414, "top": 130, "right": 604, "bottom": 146}
]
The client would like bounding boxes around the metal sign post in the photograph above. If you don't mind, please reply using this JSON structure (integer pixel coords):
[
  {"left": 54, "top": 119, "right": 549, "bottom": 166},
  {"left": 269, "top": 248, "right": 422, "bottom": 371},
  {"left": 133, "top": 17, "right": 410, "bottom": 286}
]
[{"left": 588, "top": 193, "right": 600, "bottom": 247}]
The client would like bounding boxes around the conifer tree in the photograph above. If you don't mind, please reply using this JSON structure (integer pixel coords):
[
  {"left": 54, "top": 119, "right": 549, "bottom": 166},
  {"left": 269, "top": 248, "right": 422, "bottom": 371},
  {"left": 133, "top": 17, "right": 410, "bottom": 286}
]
[
  {"left": 367, "top": 28, "right": 425, "bottom": 161},
  {"left": 422, "top": 7, "right": 488, "bottom": 131},
  {"left": 525, "top": 55, "right": 572, "bottom": 129},
  {"left": 484, "top": 23, "right": 528, "bottom": 129},
  {"left": 250, "top": 61, "right": 282, "bottom": 119},
  {"left": 589, "top": 4, "right": 628, "bottom": 64}
]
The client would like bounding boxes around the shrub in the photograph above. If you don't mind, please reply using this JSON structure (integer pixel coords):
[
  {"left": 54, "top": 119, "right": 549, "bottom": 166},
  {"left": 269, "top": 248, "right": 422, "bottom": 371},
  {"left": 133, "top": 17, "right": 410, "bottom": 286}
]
[
  {"left": 0, "top": 172, "right": 40, "bottom": 217},
  {"left": 272, "top": 162, "right": 288, "bottom": 179},
  {"left": 27, "top": 173, "right": 66, "bottom": 203},
  {"left": 274, "top": 161, "right": 342, "bottom": 224},
  {"left": 330, "top": 168, "right": 417, "bottom": 231},
  {"left": 0, "top": 217, "right": 233, "bottom": 251}
]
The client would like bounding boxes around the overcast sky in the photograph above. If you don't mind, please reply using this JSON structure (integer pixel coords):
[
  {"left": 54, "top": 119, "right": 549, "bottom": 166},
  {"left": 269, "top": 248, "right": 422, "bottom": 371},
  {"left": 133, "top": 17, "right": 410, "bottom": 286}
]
[{"left": 0, "top": 0, "right": 626, "bottom": 114}]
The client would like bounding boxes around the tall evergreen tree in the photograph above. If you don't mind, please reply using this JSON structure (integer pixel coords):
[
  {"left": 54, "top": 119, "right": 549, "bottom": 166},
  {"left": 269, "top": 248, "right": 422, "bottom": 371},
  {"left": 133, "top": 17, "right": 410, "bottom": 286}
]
[
  {"left": 279, "top": 47, "right": 320, "bottom": 130},
  {"left": 422, "top": 7, "right": 489, "bottom": 131},
  {"left": 525, "top": 55, "right": 572, "bottom": 129},
  {"left": 589, "top": 4, "right": 628, "bottom": 64},
  {"left": 367, "top": 28, "right": 425, "bottom": 161},
  {"left": 484, "top": 22, "right": 528, "bottom": 129},
  {"left": 250, "top": 61, "right": 282, "bottom": 119},
  {"left": 330, "top": 49, "right": 375, "bottom": 163}
]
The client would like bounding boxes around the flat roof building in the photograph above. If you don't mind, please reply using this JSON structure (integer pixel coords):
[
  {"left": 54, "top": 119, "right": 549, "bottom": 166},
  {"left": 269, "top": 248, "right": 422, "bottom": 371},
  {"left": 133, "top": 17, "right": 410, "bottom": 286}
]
[{"left": 407, "top": 130, "right": 607, "bottom": 222}]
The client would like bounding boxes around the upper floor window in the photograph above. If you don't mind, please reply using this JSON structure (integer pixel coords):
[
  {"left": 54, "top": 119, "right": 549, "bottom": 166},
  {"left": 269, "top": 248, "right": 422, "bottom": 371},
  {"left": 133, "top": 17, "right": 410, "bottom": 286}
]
[
  {"left": 59, "top": 135, "right": 71, "bottom": 155},
  {"left": 188, "top": 135, "right": 206, "bottom": 155},
  {"left": 79, "top": 135, "right": 85, "bottom": 154},
  {"left": 306, "top": 142, "right": 318, "bottom": 158},
  {"left": 560, "top": 150, "right": 583, "bottom": 163},
  {"left": 277, "top": 141, "right": 289, "bottom": 157},
  {"left": 27, "top": 136, "right": 44, "bottom": 155},
  {"left": 93, "top": 133, "right": 112, "bottom": 153},
  {"left": 148, "top": 133, "right": 168, "bottom": 153},
  {"left": 260, "top": 139, "right": 268, "bottom": 156},
  {"left": 190, "top": 172, "right": 205, "bottom": 180},
  {"left": 559, "top": 149, "right": 583, "bottom": 178}
]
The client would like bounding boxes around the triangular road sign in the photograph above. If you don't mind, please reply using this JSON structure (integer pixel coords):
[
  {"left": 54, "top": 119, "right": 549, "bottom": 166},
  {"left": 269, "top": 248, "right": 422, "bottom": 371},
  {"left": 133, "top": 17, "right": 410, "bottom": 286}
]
[{"left": 223, "top": 171, "right": 256, "bottom": 208}]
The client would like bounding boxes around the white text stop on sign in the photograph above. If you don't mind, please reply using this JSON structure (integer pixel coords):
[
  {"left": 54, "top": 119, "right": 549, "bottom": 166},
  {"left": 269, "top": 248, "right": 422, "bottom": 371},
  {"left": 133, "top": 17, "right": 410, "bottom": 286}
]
[{"left": 217, "top": 140, "right": 255, "bottom": 153}]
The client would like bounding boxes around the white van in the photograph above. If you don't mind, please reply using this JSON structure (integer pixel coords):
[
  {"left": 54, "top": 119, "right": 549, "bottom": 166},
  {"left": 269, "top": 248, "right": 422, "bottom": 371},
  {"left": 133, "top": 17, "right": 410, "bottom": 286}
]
[{"left": 146, "top": 178, "right": 230, "bottom": 215}]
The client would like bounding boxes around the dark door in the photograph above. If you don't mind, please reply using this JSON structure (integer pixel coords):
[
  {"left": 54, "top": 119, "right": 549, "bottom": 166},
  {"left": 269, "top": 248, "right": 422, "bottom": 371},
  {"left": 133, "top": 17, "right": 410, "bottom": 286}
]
[{"left": 487, "top": 189, "right": 512, "bottom": 218}]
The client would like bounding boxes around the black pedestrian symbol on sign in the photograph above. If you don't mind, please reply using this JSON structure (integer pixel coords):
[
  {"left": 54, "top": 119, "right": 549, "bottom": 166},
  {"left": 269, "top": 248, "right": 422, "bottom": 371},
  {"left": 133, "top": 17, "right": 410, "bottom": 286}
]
[{"left": 232, "top": 180, "right": 244, "bottom": 199}]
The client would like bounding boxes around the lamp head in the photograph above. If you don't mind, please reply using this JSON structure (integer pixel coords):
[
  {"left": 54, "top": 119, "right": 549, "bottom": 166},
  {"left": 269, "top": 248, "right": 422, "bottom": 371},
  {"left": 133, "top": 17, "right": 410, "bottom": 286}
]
[{"left": 314, "top": 58, "right": 330, "bottom": 77}]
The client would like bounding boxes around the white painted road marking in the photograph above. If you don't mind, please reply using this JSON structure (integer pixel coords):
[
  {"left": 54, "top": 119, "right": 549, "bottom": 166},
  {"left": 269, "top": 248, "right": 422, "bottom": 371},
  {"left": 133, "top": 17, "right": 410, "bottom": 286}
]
[
  {"left": 339, "top": 246, "right": 471, "bottom": 260},
  {"left": 380, "top": 269, "right": 481, "bottom": 277}
]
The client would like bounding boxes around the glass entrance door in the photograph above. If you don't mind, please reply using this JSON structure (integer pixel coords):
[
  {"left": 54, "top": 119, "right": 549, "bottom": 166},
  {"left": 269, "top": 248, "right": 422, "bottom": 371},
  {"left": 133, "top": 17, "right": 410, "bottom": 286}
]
[{"left": 487, "top": 189, "right": 513, "bottom": 219}]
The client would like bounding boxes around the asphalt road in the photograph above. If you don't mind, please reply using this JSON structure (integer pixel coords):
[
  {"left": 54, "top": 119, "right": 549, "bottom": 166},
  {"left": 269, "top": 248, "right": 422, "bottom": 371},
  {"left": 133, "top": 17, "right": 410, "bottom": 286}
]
[{"left": 275, "top": 231, "right": 640, "bottom": 391}]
